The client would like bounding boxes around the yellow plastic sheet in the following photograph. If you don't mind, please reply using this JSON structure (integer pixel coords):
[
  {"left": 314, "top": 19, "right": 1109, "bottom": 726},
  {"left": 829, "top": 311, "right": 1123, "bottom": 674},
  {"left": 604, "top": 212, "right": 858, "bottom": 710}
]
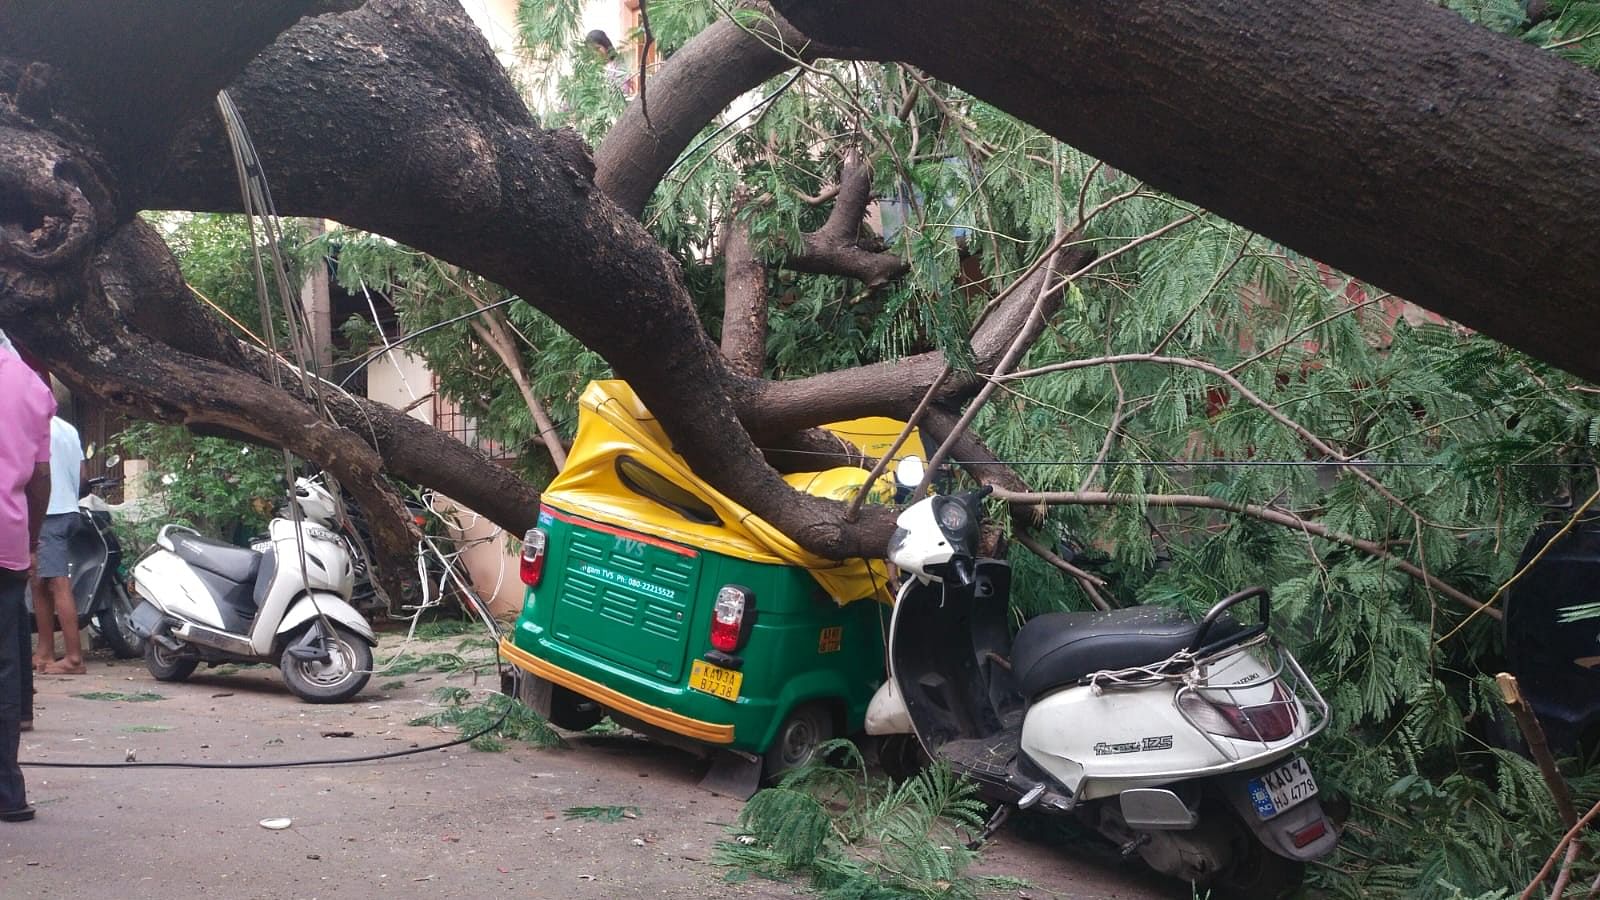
[{"left": 541, "top": 381, "right": 924, "bottom": 604}]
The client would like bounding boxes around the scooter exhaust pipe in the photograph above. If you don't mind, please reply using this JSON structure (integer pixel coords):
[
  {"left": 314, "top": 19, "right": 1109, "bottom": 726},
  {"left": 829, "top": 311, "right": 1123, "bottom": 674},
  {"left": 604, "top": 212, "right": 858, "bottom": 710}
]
[{"left": 173, "top": 622, "right": 255, "bottom": 657}]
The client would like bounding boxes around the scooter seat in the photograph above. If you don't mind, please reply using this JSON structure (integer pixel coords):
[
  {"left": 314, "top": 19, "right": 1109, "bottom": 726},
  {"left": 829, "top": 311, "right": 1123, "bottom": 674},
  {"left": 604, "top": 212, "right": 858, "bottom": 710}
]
[
  {"left": 1010, "top": 606, "right": 1243, "bottom": 698},
  {"left": 169, "top": 533, "right": 262, "bottom": 584}
]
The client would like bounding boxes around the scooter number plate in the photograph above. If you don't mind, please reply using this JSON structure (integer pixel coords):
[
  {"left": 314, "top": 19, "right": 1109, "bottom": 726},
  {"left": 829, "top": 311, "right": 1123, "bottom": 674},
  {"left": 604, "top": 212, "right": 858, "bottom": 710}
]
[
  {"left": 1247, "top": 756, "right": 1318, "bottom": 820},
  {"left": 689, "top": 660, "right": 743, "bottom": 701}
]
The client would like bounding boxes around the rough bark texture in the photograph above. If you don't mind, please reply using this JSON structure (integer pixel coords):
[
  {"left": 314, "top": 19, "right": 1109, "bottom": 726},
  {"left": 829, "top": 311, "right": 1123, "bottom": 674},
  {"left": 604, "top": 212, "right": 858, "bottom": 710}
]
[
  {"left": 768, "top": 0, "right": 1600, "bottom": 384},
  {"left": 719, "top": 191, "right": 769, "bottom": 377},
  {"left": 23, "top": 0, "right": 901, "bottom": 561}
]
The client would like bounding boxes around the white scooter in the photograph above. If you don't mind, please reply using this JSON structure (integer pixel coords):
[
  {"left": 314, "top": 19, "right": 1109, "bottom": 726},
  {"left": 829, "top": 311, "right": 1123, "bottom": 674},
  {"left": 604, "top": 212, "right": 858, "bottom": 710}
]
[
  {"left": 128, "top": 476, "right": 375, "bottom": 703},
  {"left": 866, "top": 483, "right": 1336, "bottom": 898}
]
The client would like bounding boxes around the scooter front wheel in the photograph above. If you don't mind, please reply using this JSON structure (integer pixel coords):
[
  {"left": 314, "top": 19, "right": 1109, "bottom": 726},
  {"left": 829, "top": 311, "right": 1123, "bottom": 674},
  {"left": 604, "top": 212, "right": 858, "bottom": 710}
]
[
  {"left": 145, "top": 639, "right": 198, "bottom": 682},
  {"left": 280, "top": 624, "right": 373, "bottom": 704}
]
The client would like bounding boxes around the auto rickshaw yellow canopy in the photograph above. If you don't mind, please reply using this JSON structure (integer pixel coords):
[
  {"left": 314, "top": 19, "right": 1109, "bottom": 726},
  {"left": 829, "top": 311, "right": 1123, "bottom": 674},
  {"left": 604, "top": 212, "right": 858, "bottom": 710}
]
[{"left": 540, "top": 381, "right": 923, "bottom": 604}]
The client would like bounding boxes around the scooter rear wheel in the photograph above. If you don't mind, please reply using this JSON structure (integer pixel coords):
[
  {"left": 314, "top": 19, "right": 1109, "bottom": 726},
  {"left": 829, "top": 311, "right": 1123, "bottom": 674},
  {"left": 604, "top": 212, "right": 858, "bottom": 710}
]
[
  {"left": 145, "top": 639, "right": 198, "bottom": 682},
  {"left": 97, "top": 583, "right": 144, "bottom": 659},
  {"left": 1208, "top": 823, "right": 1306, "bottom": 900}
]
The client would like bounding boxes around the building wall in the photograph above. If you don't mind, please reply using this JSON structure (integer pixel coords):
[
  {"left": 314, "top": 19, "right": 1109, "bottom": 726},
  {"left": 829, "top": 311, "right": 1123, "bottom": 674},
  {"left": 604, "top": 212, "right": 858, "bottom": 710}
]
[{"left": 366, "top": 348, "right": 528, "bottom": 616}]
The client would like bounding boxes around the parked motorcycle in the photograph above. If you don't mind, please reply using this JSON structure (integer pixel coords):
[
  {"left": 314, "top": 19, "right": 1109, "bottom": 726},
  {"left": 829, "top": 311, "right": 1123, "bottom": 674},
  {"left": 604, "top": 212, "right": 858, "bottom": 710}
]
[
  {"left": 1502, "top": 505, "right": 1600, "bottom": 754},
  {"left": 866, "top": 483, "right": 1337, "bottom": 897},
  {"left": 128, "top": 476, "right": 376, "bottom": 703},
  {"left": 24, "top": 475, "right": 144, "bottom": 659}
]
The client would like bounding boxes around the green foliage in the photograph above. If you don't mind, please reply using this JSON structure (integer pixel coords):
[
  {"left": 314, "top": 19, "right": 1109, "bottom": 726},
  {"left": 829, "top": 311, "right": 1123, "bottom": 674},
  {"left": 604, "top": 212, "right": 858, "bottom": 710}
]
[
  {"left": 375, "top": 649, "right": 476, "bottom": 676},
  {"left": 718, "top": 741, "right": 993, "bottom": 898},
  {"left": 408, "top": 688, "right": 564, "bottom": 752},
  {"left": 73, "top": 692, "right": 165, "bottom": 703},
  {"left": 563, "top": 805, "right": 640, "bottom": 822},
  {"left": 116, "top": 421, "right": 284, "bottom": 542},
  {"left": 1443, "top": 0, "right": 1600, "bottom": 67},
  {"left": 318, "top": 228, "right": 608, "bottom": 484}
]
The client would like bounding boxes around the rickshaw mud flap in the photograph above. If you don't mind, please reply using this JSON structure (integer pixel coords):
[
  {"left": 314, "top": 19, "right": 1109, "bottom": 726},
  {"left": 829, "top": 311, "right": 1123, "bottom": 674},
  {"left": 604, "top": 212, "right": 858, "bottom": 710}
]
[
  {"left": 497, "top": 637, "right": 735, "bottom": 745},
  {"left": 700, "top": 749, "right": 762, "bottom": 800}
]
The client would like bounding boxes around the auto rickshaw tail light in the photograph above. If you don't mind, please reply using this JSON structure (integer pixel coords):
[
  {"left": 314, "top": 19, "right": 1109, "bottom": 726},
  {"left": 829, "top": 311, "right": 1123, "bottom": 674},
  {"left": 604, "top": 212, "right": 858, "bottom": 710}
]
[
  {"left": 711, "top": 585, "right": 752, "bottom": 652},
  {"left": 520, "top": 527, "right": 548, "bottom": 586}
]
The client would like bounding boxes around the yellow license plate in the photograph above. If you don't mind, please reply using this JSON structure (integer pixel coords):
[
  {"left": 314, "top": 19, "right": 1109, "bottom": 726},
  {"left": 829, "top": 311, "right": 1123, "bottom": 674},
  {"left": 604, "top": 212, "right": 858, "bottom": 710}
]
[{"left": 689, "top": 659, "right": 743, "bottom": 701}]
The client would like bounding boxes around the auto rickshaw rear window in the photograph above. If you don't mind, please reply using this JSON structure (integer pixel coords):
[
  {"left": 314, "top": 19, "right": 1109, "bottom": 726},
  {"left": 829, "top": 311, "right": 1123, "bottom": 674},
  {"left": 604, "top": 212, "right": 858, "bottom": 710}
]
[{"left": 614, "top": 455, "right": 722, "bottom": 526}]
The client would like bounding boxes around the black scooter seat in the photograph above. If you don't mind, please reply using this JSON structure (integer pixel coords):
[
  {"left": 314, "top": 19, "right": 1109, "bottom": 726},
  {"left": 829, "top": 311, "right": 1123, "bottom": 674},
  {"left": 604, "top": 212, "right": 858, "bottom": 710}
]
[
  {"left": 1010, "top": 606, "right": 1243, "bottom": 698},
  {"left": 169, "top": 533, "right": 262, "bottom": 584}
]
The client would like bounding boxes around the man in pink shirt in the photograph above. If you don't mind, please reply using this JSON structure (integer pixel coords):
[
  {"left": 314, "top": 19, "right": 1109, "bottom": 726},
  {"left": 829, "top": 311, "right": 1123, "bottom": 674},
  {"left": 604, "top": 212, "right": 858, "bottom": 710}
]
[{"left": 0, "top": 331, "right": 54, "bottom": 822}]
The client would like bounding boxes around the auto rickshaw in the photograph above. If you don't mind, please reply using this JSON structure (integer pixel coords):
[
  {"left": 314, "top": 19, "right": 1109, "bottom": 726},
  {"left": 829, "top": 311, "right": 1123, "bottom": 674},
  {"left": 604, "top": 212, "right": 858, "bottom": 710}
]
[{"left": 498, "top": 381, "right": 922, "bottom": 795}]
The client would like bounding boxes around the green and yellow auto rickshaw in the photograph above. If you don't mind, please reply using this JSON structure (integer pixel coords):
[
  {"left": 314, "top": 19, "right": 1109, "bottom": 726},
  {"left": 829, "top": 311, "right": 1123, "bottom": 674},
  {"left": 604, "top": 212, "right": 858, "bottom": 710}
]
[{"left": 498, "top": 381, "right": 921, "bottom": 794}]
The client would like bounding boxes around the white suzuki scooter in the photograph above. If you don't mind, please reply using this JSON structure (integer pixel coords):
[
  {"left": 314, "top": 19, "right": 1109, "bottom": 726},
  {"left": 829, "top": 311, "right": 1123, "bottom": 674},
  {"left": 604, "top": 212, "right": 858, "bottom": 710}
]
[
  {"left": 128, "top": 477, "right": 375, "bottom": 703},
  {"left": 867, "top": 483, "right": 1336, "bottom": 898}
]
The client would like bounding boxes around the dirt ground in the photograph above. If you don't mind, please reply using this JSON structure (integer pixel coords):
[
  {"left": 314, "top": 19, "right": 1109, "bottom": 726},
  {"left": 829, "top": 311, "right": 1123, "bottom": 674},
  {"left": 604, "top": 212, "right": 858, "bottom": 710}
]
[{"left": 3, "top": 635, "right": 1182, "bottom": 900}]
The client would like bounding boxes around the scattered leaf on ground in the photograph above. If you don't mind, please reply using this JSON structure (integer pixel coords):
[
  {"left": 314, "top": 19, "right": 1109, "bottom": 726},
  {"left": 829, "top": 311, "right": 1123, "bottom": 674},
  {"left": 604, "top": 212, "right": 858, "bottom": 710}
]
[
  {"left": 74, "top": 691, "right": 165, "bottom": 702},
  {"left": 409, "top": 691, "right": 563, "bottom": 752},
  {"left": 564, "top": 805, "right": 642, "bottom": 823}
]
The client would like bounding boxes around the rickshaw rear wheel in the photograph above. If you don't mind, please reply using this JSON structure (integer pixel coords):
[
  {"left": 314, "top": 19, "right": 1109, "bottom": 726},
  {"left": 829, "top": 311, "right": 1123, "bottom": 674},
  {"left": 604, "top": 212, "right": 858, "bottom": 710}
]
[
  {"left": 764, "top": 702, "right": 833, "bottom": 780},
  {"left": 510, "top": 671, "right": 602, "bottom": 731}
]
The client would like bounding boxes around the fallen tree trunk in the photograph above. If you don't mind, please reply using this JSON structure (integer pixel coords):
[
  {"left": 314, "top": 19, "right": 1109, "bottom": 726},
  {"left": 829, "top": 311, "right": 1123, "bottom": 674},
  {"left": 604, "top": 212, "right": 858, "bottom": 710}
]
[{"left": 766, "top": 0, "right": 1600, "bottom": 385}]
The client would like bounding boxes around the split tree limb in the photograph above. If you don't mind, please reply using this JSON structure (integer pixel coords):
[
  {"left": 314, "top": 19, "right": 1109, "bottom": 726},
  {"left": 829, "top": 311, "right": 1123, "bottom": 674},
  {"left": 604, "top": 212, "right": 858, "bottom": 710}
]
[{"left": 1496, "top": 673, "right": 1579, "bottom": 829}]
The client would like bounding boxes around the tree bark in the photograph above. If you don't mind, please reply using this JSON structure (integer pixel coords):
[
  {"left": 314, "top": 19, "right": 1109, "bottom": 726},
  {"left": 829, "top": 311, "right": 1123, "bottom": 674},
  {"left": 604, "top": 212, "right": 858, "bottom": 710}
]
[
  {"left": 594, "top": 3, "right": 867, "bottom": 218},
  {"left": 784, "top": 153, "right": 908, "bottom": 288},
  {"left": 719, "top": 191, "right": 769, "bottom": 377},
  {"left": 767, "top": 0, "right": 1600, "bottom": 385}
]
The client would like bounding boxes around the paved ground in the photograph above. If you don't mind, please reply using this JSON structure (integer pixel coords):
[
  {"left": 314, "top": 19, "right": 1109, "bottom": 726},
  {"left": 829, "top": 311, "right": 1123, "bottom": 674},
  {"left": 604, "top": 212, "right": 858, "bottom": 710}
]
[{"left": 3, "top": 635, "right": 1181, "bottom": 900}]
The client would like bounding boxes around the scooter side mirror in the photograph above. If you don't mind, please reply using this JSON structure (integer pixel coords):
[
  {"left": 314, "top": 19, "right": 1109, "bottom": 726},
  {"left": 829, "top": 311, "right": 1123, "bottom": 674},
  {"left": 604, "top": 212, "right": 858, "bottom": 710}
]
[
  {"left": 895, "top": 456, "right": 926, "bottom": 490},
  {"left": 104, "top": 453, "right": 121, "bottom": 469},
  {"left": 84, "top": 442, "right": 97, "bottom": 460}
]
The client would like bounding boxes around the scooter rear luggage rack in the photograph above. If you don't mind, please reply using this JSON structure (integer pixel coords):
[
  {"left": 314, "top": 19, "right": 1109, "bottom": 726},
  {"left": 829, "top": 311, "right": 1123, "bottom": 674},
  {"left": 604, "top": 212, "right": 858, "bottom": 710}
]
[{"left": 1174, "top": 642, "right": 1329, "bottom": 763}]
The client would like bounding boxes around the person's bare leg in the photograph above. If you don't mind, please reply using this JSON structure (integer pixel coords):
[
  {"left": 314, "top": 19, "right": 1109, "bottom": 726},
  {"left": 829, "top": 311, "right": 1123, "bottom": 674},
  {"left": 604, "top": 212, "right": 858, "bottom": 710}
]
[
  {"left": 40, "top": 579, "right": 82, "bottom": 674},
  {"left": 28, "top": 576, "right": 53, "bottom": 673}
]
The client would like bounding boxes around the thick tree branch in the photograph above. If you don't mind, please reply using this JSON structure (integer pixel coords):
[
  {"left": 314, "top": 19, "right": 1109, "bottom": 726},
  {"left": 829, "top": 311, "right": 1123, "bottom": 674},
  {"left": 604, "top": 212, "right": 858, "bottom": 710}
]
[
  {"left": 767, "top": 0, "right": 1600, "bottom": 385},
  {"left": 594, "top": 2, "right": 867, "bottom": 217},
  {"left": 0, "top": 0, "right": 357, "bottom": 206},
  {"left": 784, "top": 153, "right": 908, "bottom": 288},
  {"left": 139, "top": 0, "right": 894, "bottom": 561},
  {"left": 719, "top": 190, "right": 769, "bottom": 376}
]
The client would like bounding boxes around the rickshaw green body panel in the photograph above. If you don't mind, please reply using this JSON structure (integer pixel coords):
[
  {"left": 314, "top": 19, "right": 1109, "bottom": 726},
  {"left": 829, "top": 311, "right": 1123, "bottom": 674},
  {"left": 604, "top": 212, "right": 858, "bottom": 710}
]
[{"left": 510, "top": 504, "right": 887, "bottom": 754}]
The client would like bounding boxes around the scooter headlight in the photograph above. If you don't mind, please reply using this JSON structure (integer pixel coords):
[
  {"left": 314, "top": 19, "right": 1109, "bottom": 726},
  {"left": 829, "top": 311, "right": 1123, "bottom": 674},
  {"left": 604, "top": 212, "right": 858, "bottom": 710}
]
[{"left": 935, "top": 498, "right": 969, "bottom": 533}]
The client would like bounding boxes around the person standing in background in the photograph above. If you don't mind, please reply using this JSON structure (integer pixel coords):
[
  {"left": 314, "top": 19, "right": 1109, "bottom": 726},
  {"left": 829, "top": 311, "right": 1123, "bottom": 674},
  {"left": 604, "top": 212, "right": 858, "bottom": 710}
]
[
  {"left": 0, "top": 332, "right": 54, "bottom": 822},
  {"left": 31, "top": 414, "right": 86, "bottom": 675}
]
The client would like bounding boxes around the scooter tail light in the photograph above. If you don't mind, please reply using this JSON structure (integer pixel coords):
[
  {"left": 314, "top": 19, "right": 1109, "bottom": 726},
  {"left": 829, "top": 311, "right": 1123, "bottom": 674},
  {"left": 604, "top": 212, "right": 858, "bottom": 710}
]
[
  {"left": 710, "top": 585, "right": 752, "bottom": 653},
  {"left": 1179, "top": 684, "right": 1298, "bottom": 742},
  {"left": 1290, "top": 818, "right": 1328, "bottom": 848},
  {"left": 520, "top": 527, "right": 547, "bottom": 587}
]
